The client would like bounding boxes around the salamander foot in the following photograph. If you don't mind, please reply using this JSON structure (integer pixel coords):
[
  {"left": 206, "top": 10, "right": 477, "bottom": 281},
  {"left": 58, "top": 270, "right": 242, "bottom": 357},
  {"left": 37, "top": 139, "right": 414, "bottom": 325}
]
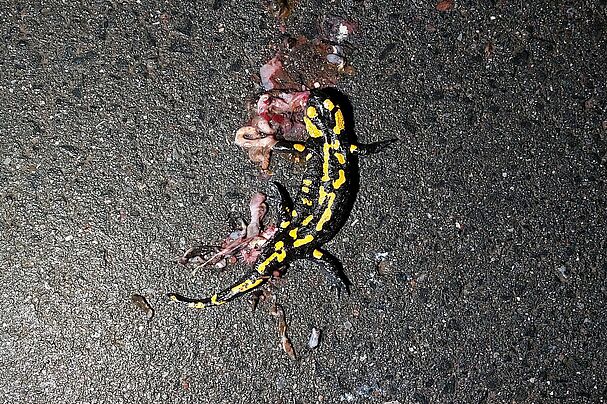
[
  {"left": 351, "top": 139, "right": 398, "bottom": 156},
  {"left": 310, "top": 248, "right": 352, "bottom": 297}
]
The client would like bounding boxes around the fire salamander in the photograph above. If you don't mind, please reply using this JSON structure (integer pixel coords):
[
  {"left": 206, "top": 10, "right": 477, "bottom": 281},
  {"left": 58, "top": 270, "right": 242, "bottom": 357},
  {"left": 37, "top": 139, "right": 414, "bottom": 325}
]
[{"left": 168, "top": 89, "right": 394, "bottom": 309}]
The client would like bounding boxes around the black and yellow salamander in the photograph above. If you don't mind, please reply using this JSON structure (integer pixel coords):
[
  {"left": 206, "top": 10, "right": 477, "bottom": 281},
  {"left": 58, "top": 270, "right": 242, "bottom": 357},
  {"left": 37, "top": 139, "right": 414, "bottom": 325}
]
[{"left": 168, "top": 88, "right": 394, "bottom": 309}]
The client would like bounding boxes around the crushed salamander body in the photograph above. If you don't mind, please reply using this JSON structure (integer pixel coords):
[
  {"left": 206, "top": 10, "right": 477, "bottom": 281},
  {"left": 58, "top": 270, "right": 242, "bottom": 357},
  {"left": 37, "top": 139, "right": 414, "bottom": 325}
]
[{"left": 168, "top": 89, "right": 395, "bottom": 309}]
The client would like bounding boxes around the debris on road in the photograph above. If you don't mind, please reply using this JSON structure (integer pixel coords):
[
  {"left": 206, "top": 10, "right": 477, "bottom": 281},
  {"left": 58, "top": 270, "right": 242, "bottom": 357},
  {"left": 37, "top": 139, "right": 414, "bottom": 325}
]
[
  {"left": 271, "top": 303, "right": 296, "bottom": 360},
  {"left": 308, "top": 327, "right": 321, "bottom": 349},
  {"left": 131, "top": 294, "right": 154, "bottom": 320},
  {"left": 436, "top": 0, "right": 454, "bottom": 11},
  {"left": 178, "top": 193, "right": 277, "bottom": 269}
]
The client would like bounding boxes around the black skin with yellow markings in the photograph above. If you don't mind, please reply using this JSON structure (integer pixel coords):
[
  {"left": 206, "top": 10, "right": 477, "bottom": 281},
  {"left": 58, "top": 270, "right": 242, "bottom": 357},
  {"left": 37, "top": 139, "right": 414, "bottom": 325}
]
[{"left": 168, "top": 89, "right": 395, "bottom": 309}]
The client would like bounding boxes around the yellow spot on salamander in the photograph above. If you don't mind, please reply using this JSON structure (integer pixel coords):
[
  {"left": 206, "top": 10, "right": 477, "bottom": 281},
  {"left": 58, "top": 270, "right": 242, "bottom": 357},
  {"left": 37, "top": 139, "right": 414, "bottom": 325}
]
[
  {"left": 333, "top": 169, "right": 346, "bottom": 189},
  {"left": 316, "top": 192, "right": 336, "bottom": 231},
  {"left": 190, "top": 301, "right": 205, "bottom": 309},
  {"left": 302, "top": 186, "right": 310, "bottom": 193},
  {"left": 289, "top": 228, "right": 298, "bottom": 239},
  {"left": 231, "top": 278, "right": 264, "bottom": 294},
  {"left": 306, "top": 106, "right": 318, "bottom": 118},
  {"left": 335, "top": 152, "right": 346, "bottom": 164},
  {"left": 302, "top": 197, "right": 313, "bottom": 206},
  {"left": 319, "top": 185, "right": 328, "bottom": 205},
  {"left": 316, "top": 207, "right": 333, "bottom": 231},
  {"left": 323, "top": 99, "right": 335, "bottom": 111},
  {"left": 306, "top": 153, "right": 312, "bottom": 161},
  {"left": 293, "top": 143, "right": 306, "bottom": 152},
  {"left": 322, "top": 142, "right": 331, "bottom": 181},
  {"left": 333, "top": 109, "right": 345, "bottom": 134},
  {"left": 257, "top": 249, "right": 286, "bottom": 274},
  {"left": 276, "top": 249, "right": 286, "bottom": 262},
  {"left": 302, "top": 214, "right": 314, "bottom": 226},
  {"left": 291, "top": 210, "right": 298, "bottom": 217},
  {"left": 280, "top": 221, "right": 290, "bottom": 229},
  {"left": 303, "top": 179, "right": 313, "bottom": 186},
  {"left": 313, "top": 249, "right": 324, "bottom": 259},
  {"left": 210, "top": 294, "right": 226, "bottom": 305},
  {"left": 293, "top": 234, "right": 314, "bottom": 247},
  {"left": 350, "top": 144, "right": 358, "bottom": 153},
  {"left": 275, "top": 241, "right": 284, "bottom": 250},
  {"left": 304, "top": 116, "right": 323, "bottom": 138},
  {"left": 256, "top": 254, "right": 275, "bottom": 273}
]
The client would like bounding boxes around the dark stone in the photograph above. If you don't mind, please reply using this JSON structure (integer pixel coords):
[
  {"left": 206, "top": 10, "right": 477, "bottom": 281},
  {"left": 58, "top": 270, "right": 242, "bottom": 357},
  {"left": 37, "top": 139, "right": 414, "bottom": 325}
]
[
  {"left": 512, "top": 49, "right": 530, "bottom": 66},
  {"left": 414, "top": 392, "right": 429, "bottom": 404},
  {"left": 72, "top": 86, "right": 82, "bottom": 99},
  {"left": 72, "top": 51, "right": 99, "bottom": 65},
  {"left": 175, "top": 13, "right": 193, "bottom": 36},
  {"left": 169, "top": 40, "right": 193, "bottom": 54},
  {"left": 443, "top": 377, "right": 456, "bottom": 394},
  {"left": 229, "top": 60, "right": 242, "bottom": 72},
  {"left": 378, "top": 43, "right": 396, "bottom": 60}
]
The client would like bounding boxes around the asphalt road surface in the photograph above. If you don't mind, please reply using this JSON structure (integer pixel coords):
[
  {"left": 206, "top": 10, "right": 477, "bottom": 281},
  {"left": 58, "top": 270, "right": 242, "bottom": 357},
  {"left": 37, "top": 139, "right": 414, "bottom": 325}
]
[{"left": 1, "top": 1, "right": 605, "bottom": 403}]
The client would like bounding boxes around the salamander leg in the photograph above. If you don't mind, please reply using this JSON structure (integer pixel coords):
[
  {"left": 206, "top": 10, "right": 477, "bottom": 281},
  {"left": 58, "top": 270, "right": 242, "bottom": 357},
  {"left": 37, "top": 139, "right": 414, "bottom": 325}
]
[
  {"left": 309, "top": 248, "right": 351, "bottom": 297},
  {"left": 269, "top": 181, "right": 294, "bottom": 222},
  {"left": 167, "top": 271, "right": 270, "bottom": 309},
  {"left": 350, "top": 139, "right": 398, "bottom": 156}
]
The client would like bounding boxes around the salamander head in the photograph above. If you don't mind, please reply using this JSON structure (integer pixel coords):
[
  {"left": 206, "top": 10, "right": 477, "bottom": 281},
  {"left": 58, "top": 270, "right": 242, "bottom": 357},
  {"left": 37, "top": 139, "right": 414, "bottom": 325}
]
[{"left": 304, "top": 90, "right": 346, "bottom": 140}]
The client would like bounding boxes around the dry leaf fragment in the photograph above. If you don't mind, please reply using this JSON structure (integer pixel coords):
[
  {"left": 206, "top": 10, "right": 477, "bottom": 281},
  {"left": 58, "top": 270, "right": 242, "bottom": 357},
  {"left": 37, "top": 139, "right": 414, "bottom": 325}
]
[
  {"left": 281, "top": 336, "right": 296, "bottom": 359},
  {"left": 131, "top": 294, "right": 154, "bottom": 319},
  {"left": 484, "top": 41, "right": 495, "bottom": 58},
  {"left": 436, "top": 0, "right": 454, "bottom": 11},
  {"left": 271, "top": 303, "right": 296, "bottom": 360}
]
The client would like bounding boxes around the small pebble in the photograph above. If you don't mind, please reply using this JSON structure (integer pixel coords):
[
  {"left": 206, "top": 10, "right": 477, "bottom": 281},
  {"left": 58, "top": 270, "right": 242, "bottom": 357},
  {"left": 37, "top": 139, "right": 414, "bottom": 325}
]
[
  {"left": 308, "top": 327, "right": 321, "bottom": 349},
  {"left": 556, "top": 265, "right": 569, "bottom": 283}
]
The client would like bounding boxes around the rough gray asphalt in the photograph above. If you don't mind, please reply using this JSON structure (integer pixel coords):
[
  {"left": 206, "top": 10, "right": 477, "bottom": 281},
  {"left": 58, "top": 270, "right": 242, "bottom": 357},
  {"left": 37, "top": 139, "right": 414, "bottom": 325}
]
[{"left": 1, "top": 1, "right": 606, "bottom": 403}]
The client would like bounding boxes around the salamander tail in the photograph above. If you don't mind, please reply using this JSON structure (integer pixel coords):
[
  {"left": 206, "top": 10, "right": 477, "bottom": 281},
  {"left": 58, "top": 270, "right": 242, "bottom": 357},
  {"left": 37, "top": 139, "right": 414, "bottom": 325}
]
[
  {"left": 167, "top": 293, "right": 214, "bottom": 309},
  {"left": 167, "top": 271, "right": 270, "bottom": 310}
]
